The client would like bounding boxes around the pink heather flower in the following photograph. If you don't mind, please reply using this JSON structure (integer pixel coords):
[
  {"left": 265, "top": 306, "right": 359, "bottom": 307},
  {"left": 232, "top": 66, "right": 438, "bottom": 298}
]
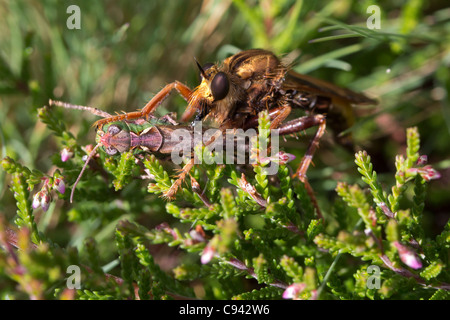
[
  {"left": 276, "top": 151, "right": 296, "bottom": 165},
  {"left": 53, "top": 177, "right": 66, "bottom": 194},
  {"left": 259, "top": 151, "right": 296, "bottom": 165},
  {"left": 419, "top": 166, "right": 441, "bottom": 181},
  {"left": 282, "top": 283, "right": 306, "bottom": 299},
  {"left": 32, "top": 192, "right": 41, "bottom": 209},
  {"left": 309, "top": 290, "right": 318, "bottom": 300},
  {"left": 61, "top": 148, "right": 73, "bottom": 162},
  {"left": 190, "top": 228, "right": 206, "bottom": 243},
  {"left": 393, "top": 241, "right": 422, "bottom": 269},
  {"left": 408, "top": 166, "right": 441, "bottom": 181},
  {"left": 40, "top": 192, "right": 51, "bottom": 212},
  {"left": 201, "top": 244, "right": 215, "bottom": 264},
  {"left": 416, "top": 155, "right": 428, "bottom": 166},
  {"left": 155, "top": 222, "right": 178, "bottom": 239}
]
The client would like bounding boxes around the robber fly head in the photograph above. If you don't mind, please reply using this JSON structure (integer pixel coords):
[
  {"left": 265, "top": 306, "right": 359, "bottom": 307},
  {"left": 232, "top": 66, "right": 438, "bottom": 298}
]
[
  {"left": 186, "top": 50, "right": 291, "bottom": 126},
  {"left": 188, "top": 58, "right": 245, "bottom": 124}
]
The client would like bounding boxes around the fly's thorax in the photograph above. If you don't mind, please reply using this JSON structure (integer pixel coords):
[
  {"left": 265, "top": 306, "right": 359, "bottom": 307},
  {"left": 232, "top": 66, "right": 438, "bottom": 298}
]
[
  {"left": 96, "top": 121, "right": 131, "bottom": 156},
  {"left": 226, "top": 49, "right": 285, "bottom": 82},
  {"left": 224, "top": 49, "right": 287, "bottom": 114}
]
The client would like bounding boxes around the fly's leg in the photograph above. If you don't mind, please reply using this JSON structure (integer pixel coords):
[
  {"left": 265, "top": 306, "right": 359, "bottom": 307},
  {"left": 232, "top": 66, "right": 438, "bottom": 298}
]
[
  {"left": 277, "top": 114, "right": 326, "bottom": 221},
  {"left": 94, "top": 81, "right": 193, "bottom": 127},
  {"left": 268, "top": 105, "right": 292, "bottom": 130},
  {"left": 242, "top": 105, "right": 292, "bottom": 130},
  {"left": 277, "top": 114, "right": 327, "bottom": 180},
  {"left": 244, "top": 110, "right": 326, "bottom": 220},
  {"left": 180, "top": 99, "right": 198, "bottom": 122}
]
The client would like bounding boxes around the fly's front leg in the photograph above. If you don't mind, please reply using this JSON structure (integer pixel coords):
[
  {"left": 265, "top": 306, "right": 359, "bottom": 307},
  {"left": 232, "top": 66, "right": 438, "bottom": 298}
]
[
  {"left": 269, "top": 105, "right": 292, "bottom": 130},
  {"left": 94, "top": 81, "right": 193, "bottom": 127},
  {"left": 242, "top": 105, "right": 292, "bottom": 130}
]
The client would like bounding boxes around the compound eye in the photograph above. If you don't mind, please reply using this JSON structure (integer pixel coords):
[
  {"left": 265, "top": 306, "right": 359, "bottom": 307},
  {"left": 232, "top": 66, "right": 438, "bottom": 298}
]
[
  {"left": 105, "top": 146, "right": 118, "bottom": 156},
  {"left": 210, "top": 72, "right": 229, "bottom": 101},
  {"left": 108, "top": 125, "right": 121, "bottom": 136}
]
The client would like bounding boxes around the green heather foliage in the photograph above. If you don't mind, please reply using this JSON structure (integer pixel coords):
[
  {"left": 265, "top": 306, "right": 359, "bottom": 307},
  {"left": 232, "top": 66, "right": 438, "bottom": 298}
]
[{"left": 0, "top": 1, "right": 449, "bottom": 300}]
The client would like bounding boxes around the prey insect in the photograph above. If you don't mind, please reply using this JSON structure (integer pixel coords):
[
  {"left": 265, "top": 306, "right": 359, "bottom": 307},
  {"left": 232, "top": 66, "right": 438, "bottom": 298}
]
[
  {"left": 49, "top": 100, "right": 206, "bottom": 203},
  {"left": 90, "top": 49, "right": 376, "bottom": 218},
  {"left": 49, "top": 100, "right": 290, "bottom": 205}
]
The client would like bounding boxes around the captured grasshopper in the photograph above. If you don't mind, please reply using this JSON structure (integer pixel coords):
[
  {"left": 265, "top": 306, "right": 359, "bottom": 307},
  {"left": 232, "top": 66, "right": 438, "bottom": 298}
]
[
  {"left": 49, "top": 100, "right": 215, "bottom": 203},
  {"left": 49, "top": 100, "right": 293, "bottom": 206}
]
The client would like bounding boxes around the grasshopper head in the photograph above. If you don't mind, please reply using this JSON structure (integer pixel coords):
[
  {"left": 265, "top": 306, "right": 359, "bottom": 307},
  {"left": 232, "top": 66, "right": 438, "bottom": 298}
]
[{"left": 96, "top": 121, "right": 131, "bottom": 156}]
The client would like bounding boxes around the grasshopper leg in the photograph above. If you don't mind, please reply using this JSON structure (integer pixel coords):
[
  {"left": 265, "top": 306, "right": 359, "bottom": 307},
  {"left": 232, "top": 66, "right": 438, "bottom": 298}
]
[{"left": 162, "top": 157, "right": 196, "bottom": 200}]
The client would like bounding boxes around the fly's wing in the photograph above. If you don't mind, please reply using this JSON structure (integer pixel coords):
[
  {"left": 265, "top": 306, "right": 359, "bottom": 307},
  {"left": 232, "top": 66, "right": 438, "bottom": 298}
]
[
  {"left": 283, "top": 70, "right": 376, "bottom": 105},
  {"left": 283, "top": 70, "right": 377, "bottom": 150}
]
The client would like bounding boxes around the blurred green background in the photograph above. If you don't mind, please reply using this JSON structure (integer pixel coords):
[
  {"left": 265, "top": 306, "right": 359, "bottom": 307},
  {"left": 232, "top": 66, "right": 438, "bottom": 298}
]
[{"left": 1, "top": 0, "right": 449, "bottom": 254}]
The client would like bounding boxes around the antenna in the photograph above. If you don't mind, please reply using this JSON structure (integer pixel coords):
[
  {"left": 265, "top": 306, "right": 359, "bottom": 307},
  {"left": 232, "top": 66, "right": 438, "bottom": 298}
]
[
  {"left": 70, "top": 143, "right": 102, "bottom": 203},
  {"left": 49, "top": 99, "right": 112, "bottom": 118},
  {"left": 194, "top": 57, "right": 208, "bottom": 80}
]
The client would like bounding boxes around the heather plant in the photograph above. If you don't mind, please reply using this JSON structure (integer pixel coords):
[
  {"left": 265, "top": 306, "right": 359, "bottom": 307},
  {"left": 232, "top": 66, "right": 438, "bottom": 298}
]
[{"left": 0, "top": 1, "right": 449, "bottom": 300}]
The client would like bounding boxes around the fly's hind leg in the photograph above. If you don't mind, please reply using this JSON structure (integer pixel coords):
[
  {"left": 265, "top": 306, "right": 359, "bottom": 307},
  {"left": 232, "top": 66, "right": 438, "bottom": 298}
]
[
  {"left": 278, "top": 115, "right": 327, "bottom": 182},
  {"left": 277, "top": 114, "right": 327, "bottom": 221},
  {"left": 94, "top": 81, "right": 193, "bottom": 127}
]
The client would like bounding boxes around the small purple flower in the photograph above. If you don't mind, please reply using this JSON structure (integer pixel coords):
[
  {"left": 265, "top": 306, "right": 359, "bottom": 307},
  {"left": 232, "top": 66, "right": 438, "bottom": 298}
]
[
  {"left": 201, "top": 244, "right": 215, "bottom": 264},
  {"left": 408, "top": 165, "right": 441, "bottom": 181},
  {"left": 393, "top": 241, "right": 422, "bottom": 269},
  {"left": 40, "top": 191, "right": 51, "bottom": 212},
  {"left": 155, "top": 222, "right": 178, "bottom": 239},
  {"left": 190, "top": 228, "right": 206, "bottom": 243},
  {"left": 259, "top": 151, "right": 296, "bottom": 165},
  {"left": 53, "top": 177, "right": 66, "bottom": 194},
  {"left": 61, "top": 148, "right": 73, "bottom": 162},
  {"left": 419, "top": 166, "right": 441, "bottom": 181},
  {"left": 276, "top": 151, "right": 296, "bottom": 165},
  {"left": 282, "top": 283, "right": 306, "bottom": 299},
  {"left": 416, "top": 155, "right": 428, "bottom": 166},
  {"left": 32, "top": 192, "right": 41, "bottom": 209}
]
